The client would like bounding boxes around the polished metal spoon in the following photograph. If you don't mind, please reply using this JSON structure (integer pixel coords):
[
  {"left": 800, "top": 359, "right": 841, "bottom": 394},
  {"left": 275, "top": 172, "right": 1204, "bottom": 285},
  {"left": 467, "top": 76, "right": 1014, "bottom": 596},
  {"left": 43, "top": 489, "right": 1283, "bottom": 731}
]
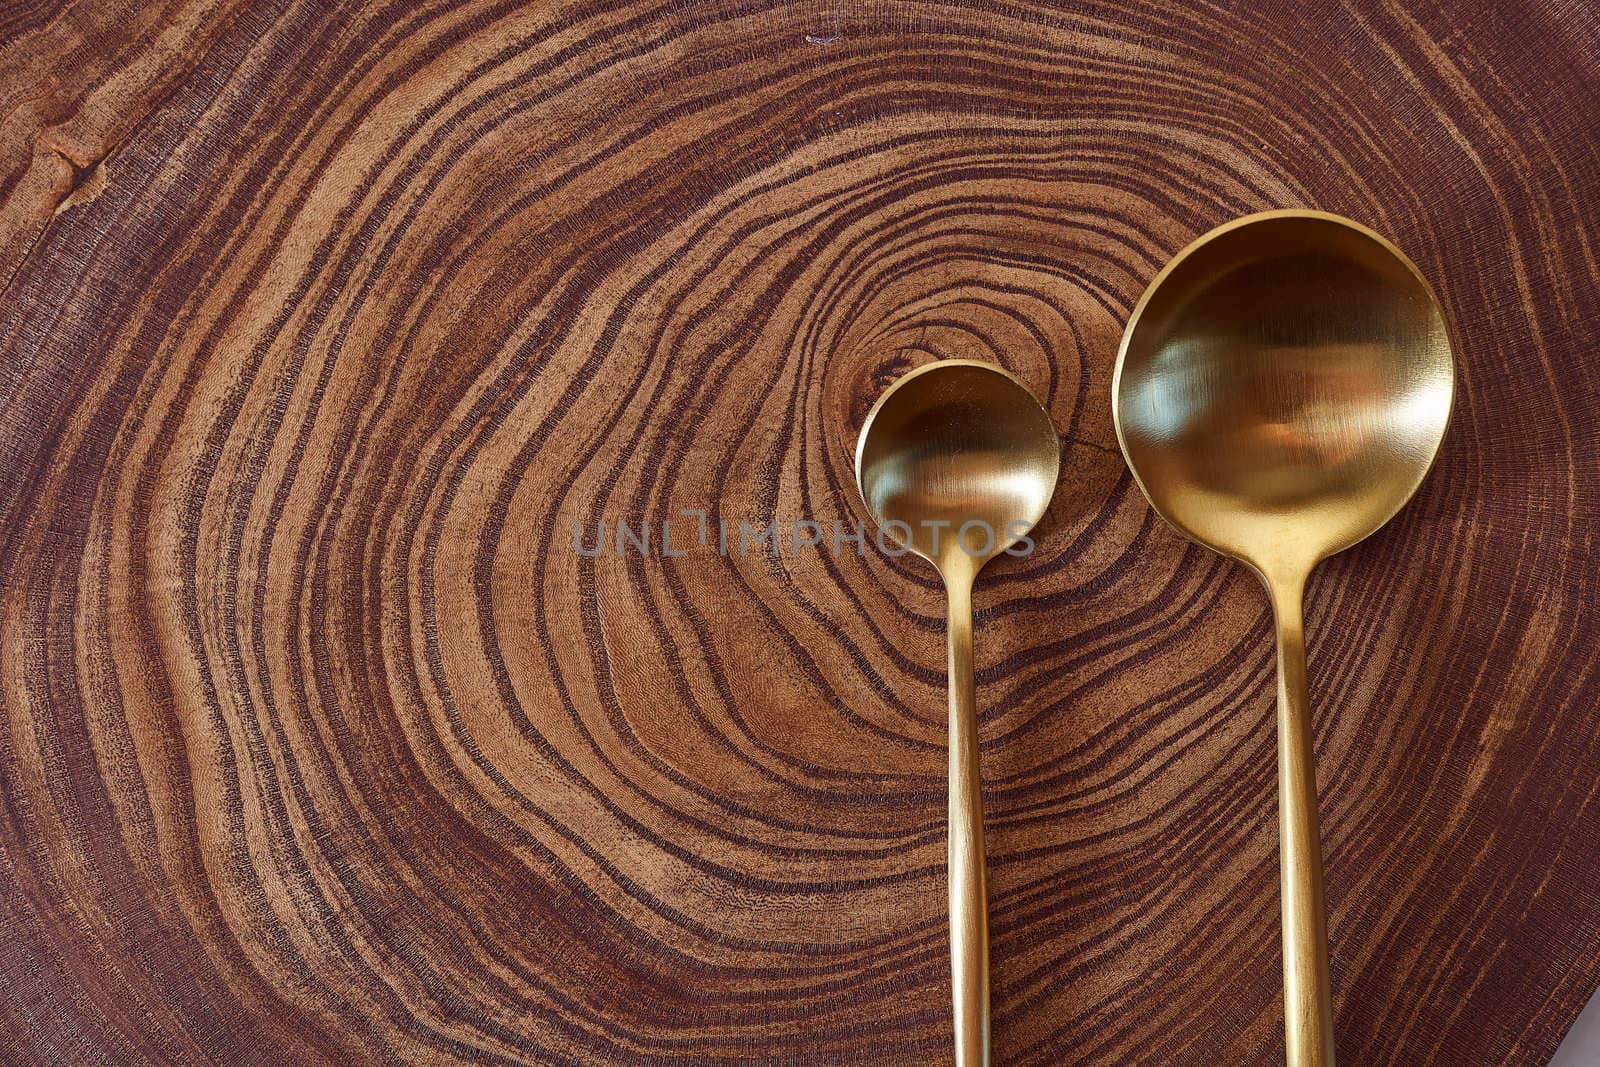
[
  {"left": 1112, "top": 210, "right": 1454, "bottom": 1066},
  {"left": 856, "top": 359, "right": 1060, "bottom": 1067}
]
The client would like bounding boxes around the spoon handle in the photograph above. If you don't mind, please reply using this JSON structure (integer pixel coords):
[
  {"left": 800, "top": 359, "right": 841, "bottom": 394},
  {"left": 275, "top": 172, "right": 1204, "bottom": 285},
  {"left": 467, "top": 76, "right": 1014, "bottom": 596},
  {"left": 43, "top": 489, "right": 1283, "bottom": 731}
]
[
  {"left": 1271, "top": 576, "right": 1335, "bottom": 1067},
  {"left": 945, "top": 572, "right": 990, "bottom": 1067}
]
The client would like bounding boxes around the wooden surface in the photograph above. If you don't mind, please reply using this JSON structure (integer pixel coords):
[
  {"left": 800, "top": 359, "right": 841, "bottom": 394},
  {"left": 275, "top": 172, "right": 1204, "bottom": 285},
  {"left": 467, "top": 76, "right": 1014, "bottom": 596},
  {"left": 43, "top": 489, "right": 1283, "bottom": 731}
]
[{"left": 2, "top": 1, "right": 1598, "bottom": 1063}]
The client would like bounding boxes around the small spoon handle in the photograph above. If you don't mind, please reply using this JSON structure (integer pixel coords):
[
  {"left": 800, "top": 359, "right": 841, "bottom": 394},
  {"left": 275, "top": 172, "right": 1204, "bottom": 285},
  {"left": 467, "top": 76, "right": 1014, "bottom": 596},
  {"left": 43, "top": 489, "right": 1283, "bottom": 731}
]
[
  {"left": 1270, "top": 575, "right": 1335, "bottom": 1067},
  {"left": 944, "top": 571, "right": 990, "bottom": 1067}
]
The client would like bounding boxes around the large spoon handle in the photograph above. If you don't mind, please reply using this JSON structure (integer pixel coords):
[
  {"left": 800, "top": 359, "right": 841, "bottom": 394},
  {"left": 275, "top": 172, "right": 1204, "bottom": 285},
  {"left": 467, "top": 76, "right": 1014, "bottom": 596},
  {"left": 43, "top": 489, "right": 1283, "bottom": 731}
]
[
  {"left": 1271, "top": 575, "right": 1335, "bottom": 1067},
  {"left": 944, "top": 572, "right": 990, "bottom": 1067}
]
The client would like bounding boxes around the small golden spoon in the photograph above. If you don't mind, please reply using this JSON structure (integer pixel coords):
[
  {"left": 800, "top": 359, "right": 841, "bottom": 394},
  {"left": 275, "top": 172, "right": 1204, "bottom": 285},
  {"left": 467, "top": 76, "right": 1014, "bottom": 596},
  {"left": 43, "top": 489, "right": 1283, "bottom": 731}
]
[
  {"left": 1113, "top": 210, "right": 1454, "bottom": 1065},
  {"left": 856, "top": 359, "right": 1060, "bottom": 1067}
]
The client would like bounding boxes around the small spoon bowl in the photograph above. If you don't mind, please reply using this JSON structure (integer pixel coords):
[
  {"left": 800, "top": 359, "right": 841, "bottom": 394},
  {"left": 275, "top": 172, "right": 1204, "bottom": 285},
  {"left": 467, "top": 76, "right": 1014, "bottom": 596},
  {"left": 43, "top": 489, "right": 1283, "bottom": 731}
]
[
  {"left": 856, "top": 360, "right": 1059, "bottom": 574},
  {"left": 1113, "top": 210, "right": 1454, "bottom": 578}
]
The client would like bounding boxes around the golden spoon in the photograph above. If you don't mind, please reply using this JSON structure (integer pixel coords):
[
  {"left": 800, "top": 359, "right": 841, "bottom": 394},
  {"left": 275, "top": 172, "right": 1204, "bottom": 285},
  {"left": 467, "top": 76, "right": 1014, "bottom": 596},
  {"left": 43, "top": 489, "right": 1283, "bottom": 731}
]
[
  {"left": 1112, "top": 210, "right": 1454, "bottom": 1065},
  {"left": 856, "top": 359, "right": 1060, "bottom": 1067}
]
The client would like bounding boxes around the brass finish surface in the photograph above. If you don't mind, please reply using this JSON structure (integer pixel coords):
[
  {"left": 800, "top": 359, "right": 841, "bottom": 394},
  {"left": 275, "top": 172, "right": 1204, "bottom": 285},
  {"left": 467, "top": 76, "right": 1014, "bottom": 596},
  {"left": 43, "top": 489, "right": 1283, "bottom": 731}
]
[
  {"left": 856, "top": 360, "right": 1060, "bottom": 1067},
  {"left": 1113, "top": 210, "right": 1455, "bottom": 1066}
]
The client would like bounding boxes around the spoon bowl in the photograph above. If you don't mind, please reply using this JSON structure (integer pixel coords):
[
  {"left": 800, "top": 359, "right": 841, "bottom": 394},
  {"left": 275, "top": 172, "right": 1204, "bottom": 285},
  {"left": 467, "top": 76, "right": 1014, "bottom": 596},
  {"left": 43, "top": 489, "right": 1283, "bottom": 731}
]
[
  {"left": 857, "top": 360, "right": 1059, "bottom": 574},
  {"left": 1114, "top": 210, "right": 1454, "bottom": 578}
]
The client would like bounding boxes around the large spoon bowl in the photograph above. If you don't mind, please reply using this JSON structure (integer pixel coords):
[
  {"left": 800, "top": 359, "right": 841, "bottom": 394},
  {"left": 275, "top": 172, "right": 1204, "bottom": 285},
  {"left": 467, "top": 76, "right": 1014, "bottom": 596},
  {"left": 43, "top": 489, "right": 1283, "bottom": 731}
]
[
  {"left": 855, "top": 358, "right": 1059, "bottom": 1067},
  {"left": 1114, "top": 210, "right": 1454, "bottom": 580},
  {"left": 1112, "top": 210, "right": 1454, "bottom": 1067}
]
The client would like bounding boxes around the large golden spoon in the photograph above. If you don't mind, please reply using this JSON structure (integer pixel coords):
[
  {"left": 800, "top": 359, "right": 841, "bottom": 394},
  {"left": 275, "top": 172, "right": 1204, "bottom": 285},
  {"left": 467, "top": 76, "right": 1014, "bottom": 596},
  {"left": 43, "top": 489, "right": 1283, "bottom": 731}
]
[
  {"left": 1113, "top": 210, "right": 1454, "bottom": 1065},
  {"left": 856, "top": 359, "right": 1059, "bottom": 1067}
]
